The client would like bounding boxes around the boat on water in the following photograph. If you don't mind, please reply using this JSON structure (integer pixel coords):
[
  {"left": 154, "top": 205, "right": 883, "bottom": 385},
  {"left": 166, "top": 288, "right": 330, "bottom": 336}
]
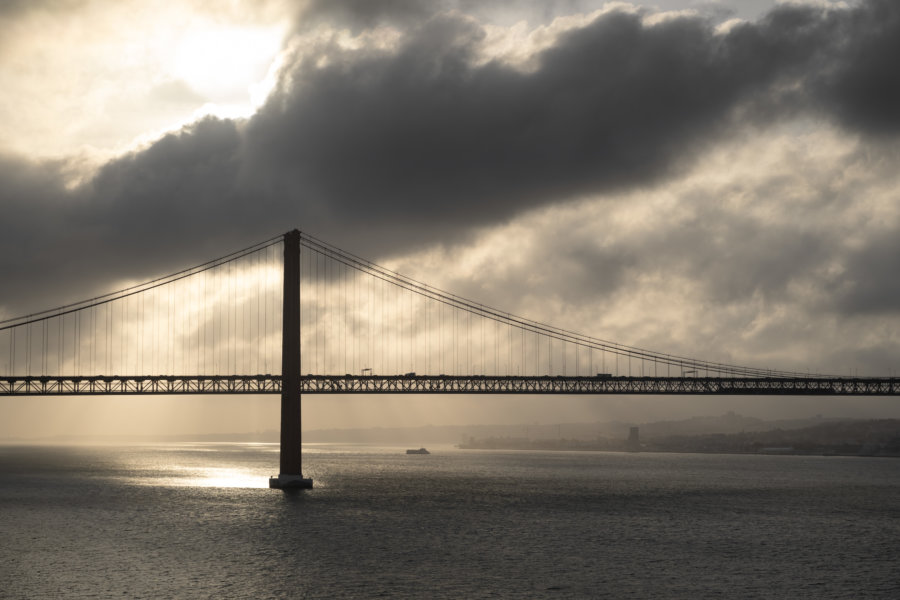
[{"left": 406, "top": 448, "right": 430, "bottom": 454}]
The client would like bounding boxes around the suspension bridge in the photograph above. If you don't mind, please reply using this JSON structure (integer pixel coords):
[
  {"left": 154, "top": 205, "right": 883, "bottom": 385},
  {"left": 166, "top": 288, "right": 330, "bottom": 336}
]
[{"left": 2, "top": 230, "right": 898, "bottom": 488}]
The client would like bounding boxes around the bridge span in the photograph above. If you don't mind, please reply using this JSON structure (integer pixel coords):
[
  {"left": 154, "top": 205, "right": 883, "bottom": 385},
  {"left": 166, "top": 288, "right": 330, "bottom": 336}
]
[
  {"left": 3, "top": 374, "right": 898, "bottom": 396},
  {"left": 4, "top": 229, "right": 900, "bottom": 488}
]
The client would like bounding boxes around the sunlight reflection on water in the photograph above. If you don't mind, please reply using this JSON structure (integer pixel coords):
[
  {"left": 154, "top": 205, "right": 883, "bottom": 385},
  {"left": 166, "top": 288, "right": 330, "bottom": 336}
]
[
  {"left": 128, "top": 465, "right": 269, "bottom": 488},
  {"left": 157, "top": 466, "right": 268, "bottom": 488},
  {"left": 120, "top": 443, "right": 277, "bottom": 488}
]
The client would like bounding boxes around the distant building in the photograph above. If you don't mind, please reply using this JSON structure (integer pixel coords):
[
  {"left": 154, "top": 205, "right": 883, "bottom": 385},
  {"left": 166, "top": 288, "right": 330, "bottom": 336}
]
[{"left": 626, "top": 426, "right": 640, "bottom": 452}]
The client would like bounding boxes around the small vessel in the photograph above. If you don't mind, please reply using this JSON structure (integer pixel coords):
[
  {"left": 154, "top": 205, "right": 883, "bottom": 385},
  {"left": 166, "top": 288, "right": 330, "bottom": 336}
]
[{"left": 406, "top": 447, "right": 430, "bottom": 455}]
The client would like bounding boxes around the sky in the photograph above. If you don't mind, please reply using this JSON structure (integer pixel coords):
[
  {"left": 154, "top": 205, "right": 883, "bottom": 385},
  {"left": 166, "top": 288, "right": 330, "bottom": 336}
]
[{"left": 3, "top": 0, "right": 900, "bottom": 438}]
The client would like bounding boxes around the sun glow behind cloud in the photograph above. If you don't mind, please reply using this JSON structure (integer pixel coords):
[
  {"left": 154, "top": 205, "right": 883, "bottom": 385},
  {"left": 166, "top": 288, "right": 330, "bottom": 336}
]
[
  {"left": 0, "top": 2, "right": 288, "bottom": 161},
  {"left": 170, "top": 24, "right": 286, "bottom": 115}
]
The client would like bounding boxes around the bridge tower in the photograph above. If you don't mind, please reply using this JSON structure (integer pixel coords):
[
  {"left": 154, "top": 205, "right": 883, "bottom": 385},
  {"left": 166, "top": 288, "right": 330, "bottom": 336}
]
[{"left": 269, "top": 229, "right": 312, "bottom": 489}]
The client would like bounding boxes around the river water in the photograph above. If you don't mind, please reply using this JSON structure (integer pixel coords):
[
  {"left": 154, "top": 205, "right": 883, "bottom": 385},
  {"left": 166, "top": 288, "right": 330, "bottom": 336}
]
[{"left": 1, "top": 443, "right": 898, "bottom": 599}]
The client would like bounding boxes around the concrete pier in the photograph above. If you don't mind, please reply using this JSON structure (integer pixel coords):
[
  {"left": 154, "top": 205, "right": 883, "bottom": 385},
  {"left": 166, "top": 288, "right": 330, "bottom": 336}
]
[{"left": 269, "top": 474, "right": 313, "bottom": 489}]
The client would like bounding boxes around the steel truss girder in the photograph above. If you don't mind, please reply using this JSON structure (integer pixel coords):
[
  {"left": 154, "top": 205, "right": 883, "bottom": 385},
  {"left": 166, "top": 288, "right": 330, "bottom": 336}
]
[
  {"left": 0, "top": 375, "right": 281, "bottom": 396},
  {"left": 1, "top": 375, "right": 899, "bottom": 396}
]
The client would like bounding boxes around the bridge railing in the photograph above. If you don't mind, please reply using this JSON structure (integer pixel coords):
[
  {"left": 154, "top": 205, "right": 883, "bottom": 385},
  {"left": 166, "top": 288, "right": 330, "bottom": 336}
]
[{"left": 2, "top": 374, "right": 897, "bottom": 396}]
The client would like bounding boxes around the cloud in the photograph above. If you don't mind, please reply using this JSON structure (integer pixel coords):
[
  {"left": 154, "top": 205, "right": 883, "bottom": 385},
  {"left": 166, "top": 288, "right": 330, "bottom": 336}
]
[
  {"left": 0, "top": 153, "right": 72, "bottom": 312},
  {"left": 147, "top": 79, "right": 208, "bottom": 107},
  {"left": 296, "top": 0, "right": 438, "bottom": 32},
  {"left": 242, "top": 1, "right": 900, "bottom": 242},
  {"left": 2, "top": 0, "right": 900, "bottom": 342},
  {"left": 0, "top": 119, "right": 261, "bottom": 312},
  {"left": 242, "top": 2, "right": 851, "bottom": 254},
  {"left": 374, "top": 117, "right": 900, "bottom": 374},
  {"left": 834, "top": 232, "right": 900, "bottom": 315},
  {"left": 0, "top": 0, "right": 85, "bottom": 21},
  {"left": 811, "top": 0, "right": 900, "bottom": 134}
]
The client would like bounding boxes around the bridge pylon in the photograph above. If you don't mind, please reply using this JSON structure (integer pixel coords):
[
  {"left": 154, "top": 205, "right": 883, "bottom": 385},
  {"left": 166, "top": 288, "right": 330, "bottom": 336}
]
[{"left": 270, "top": 229, "right": 312, "bottom": 490}]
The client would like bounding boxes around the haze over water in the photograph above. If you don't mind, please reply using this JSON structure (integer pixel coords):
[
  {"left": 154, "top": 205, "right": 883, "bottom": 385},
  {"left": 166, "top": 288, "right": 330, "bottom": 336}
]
[{"left": 2, "top": 443, "right": 898, "bottom": 598}]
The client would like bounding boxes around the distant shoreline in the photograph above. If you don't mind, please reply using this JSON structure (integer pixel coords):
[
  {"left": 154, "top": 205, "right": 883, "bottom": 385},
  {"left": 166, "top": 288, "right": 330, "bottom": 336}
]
[
  {"left": 459, "top": 418, "right": 900, "bottom": 458},
  {"left": 5, "top": 415, "right": 899, "bottom": 455},
  {"left": 457, "top": 442, "right": 900, "bottom": 458}
]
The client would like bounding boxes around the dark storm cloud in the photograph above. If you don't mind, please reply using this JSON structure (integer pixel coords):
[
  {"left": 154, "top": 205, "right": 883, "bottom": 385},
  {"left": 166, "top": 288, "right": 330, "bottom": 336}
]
[
  {"left": 833, "top": 232, "right": 900, "bottom": 315},
  {"left": 246, "top": 0, "right": 898, "bottom": 253},
  {"left": 2, "top": 0, "right": 900, "bottom": 315},
  {"left": 297, "top": 0, "right": 437, "bottom": 32},
  {"left": 0, "top": 153, "right": 72, "bottom": 309},
  {"left": 296, "top": 0, "right": 642, "bottom": 32},
  {"left": 0, "top": 120, "right": 271, "bottom": 310},
  {"left": 250, "top": 11, "right": 753, "bottom": 239},
  {"left": 813, "top": 0, "right": 900, "bottom": 135}
]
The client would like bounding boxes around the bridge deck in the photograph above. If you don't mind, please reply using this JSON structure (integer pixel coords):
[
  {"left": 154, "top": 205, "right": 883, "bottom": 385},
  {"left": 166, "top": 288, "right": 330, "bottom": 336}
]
[{"left": 1, "top": 374, "right": 899, "bottom": 396}]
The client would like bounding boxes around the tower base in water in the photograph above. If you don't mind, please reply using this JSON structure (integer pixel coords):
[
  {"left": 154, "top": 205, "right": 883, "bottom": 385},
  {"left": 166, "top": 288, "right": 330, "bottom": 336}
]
[{"left": 269, "top": 474, "right": 313, "bottom": 490}]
